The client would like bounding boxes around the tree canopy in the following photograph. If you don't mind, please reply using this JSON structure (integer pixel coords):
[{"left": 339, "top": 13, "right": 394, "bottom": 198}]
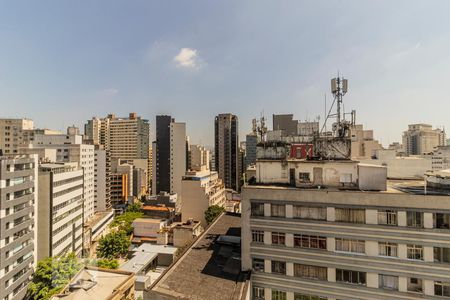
[
  {"left": 110, "top": 211, "right": 143, "bottom": 235},
  {"left": 126, "top": 202, "right": 143, "bottom": 213},
  {"left": 204, "top": 205, "right": 225, "bottom": 224},
  {"left": 27, "top": 253, "right": 82, "bottom": 300},
  {"left": 97, "top": 231, "right": 130, "bottom": 259},
  {"left": 86, "top": 258, "right": 119, "bottom": 269}
]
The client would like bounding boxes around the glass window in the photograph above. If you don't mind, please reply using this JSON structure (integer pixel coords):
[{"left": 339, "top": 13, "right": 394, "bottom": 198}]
[
  {"left": 271, "top": 204, "right": 286, "bottom": 218},
  {"left": 379, "top": 242, "right": 398, "bottom": 257},
  {"left": 435, "top": 247, "right": 450, "bottom": 263},
  {"left": 252, "top": 258, "right": 265, "bottom": 272},
  {"left": 293, "top": 234, "right": 326, "bottom": 249},
  {"left": 379, "top": 274, "right": 398, "bottom": 290},
  {"left": 252, "top": 287, "right": 265, "bottom": 300},
  {"left": 293, "top": 264, "right": 327, "bottom": 280},
  {"left": 378, "top": 210, "right": 397, "bottom": 226},
  {"left": 407, "top": 244, "right": 423, "bottom": 260},
  {"left": 335, "top": 208, "right": 365, "bottom": 223},
  {"left": 251, "top": 203, "right": 264, "bottom": 217},
  {"left": 434, "top": 213, "right": 450, "bottom": 229},
  {"left": 252, "top": 230, "right": 264, "bottom": 243},
  {"left": 335, "top": 238, "right": 365, "bottom": 254},
  {"left": 272, "top": 290, "right": 287, "bottom": 300},
  {"left": 407, "top": 211, "right": 423, "bottom": 228},
  {"left": 298, "top": 172, "right": 311, "bottom": 183},
  {"left": 271, "top": 261, "right": 286, "bottom": 275},
  {"left": 336, "top": 269, "right": 366, "bottom": 285},
  {"left": 407, "top": 278, "right": 423, "bottom": 293},
  {"left": 435, "top": 281, "right": 450, "bottom": 297},
  {"left": 293, "top": 206, "right": 326, "bottom": 220},
  {"left": 272, "top": 232, "right": 285, "bottom": 246},
  {"left": 294, "top": 293, "right": 327, "bottom": 300}
]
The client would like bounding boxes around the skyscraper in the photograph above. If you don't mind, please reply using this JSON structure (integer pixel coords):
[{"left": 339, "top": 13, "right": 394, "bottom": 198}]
[
  {"left": 153, "top": 115, "right": 186, "bottom": 197},
  {"left": 214, "top": 113, "right": 241, "bottom": 191}
]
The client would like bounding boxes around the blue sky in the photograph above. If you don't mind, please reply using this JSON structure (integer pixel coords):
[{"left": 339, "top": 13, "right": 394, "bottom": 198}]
[{"left": 1, "top": 1, "right": 450, "bottom": 146}]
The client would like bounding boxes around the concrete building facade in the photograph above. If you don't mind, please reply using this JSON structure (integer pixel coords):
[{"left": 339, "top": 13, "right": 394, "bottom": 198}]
[
  {"left": 403, "top": 124, "right": 446, "bottom": 156},
  {"left": 0, "top": 155, "right": 37, "bottom": 300},
  {"left": 0, "top": 119, "right": 34, "bottom": 155}
]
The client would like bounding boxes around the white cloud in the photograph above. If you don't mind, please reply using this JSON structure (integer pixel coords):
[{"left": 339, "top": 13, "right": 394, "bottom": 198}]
[{"left": 173, "top": 48, "right": 200, "bottom": 69}]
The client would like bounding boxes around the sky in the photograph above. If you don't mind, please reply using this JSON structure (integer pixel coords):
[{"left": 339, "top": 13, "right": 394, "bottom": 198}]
[{"left": 1, "top": 0, "right": 450, "bottom": 147}]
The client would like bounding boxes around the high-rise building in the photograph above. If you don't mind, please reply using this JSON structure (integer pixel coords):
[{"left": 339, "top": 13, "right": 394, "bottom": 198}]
[
  {"left": 242, "top": 157, "right": 450, "bottom": 299},
  {"left": 245, "top": 133, "right": 258, "bottom": 169},
  {"left": 93, "top": 145, "right": 110, "bottom": 212},
  {"left": 153, "top": 116, "right": 186, "bottom": 197},
  {"left": 403, "top": 124, "right": 446, "bottom": 156},
  {"left": 0, "top": 154, "right": 37, "bottom": 300},
  {"left": 37, "top": 163, "right": 84, "bottom": 260},
  {"left": 189, "top": 144, "right": 210, "bottom": 172},
  {"left": 272, "top": 114, "right": 298, "bottom": 136},
  {"left": 0, "top": 119, "right": 34, "bottom": 155},
  {"left": 214, "top": 113, "right": 241, "bottom": 191}
]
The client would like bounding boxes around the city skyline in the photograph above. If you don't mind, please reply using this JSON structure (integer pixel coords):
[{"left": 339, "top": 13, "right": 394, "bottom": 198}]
[{"left": 2, "top": 1, "right": 450, "bottom": 146}]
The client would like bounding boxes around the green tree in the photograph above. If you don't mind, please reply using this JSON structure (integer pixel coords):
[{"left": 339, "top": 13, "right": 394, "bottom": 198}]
[
  {"left": 86, "top": 258, "right": 119, "bottom": 269},
  {"left": 110, "top": 211, "right": 143, "bottom": 235},
  {"left": 126, "top": 202, "right": 143, "bottom": 213},
  {"left": 97, "top": 231, "right": 130, "bottom": 259},
  {"left": 204, "top": 205, "right": 225, "bottom": 224},
  {"left": 27, "top": 253, "right": 82, "bottom": 300}
]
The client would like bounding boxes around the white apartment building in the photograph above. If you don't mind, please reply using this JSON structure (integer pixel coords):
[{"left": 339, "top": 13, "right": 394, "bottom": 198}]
[
  {"left": 0, "top": 119, "right": 34, "bottom": 155},
  {"left": 0, "top": 155, "right": 37, "bottom": 300},
  {"left": 242, "top": 159, "right": 450, "bottom": 300},
  {"left": 37, "top": 163, "right": 84, "bottom": 260},
  {"left": 431, "top": 146, "right": 450, "bottom": 171},
  {"left": 189, "top": 144, "right": 210, "bottom": 171},
  {"left": 170, "top": 122, "right": 186, "bottom": 198},
  {"left": 181, "top": 170, "right": 225, "bottom": 226},
  {"left": 94, "top": 146, "right": 110, "bottom": 211}
]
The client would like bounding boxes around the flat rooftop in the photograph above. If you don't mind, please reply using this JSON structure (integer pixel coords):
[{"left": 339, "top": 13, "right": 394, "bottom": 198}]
[
  {"left": 147, "top": 213, "right": 248, "bottom": 300},
  {"left": 52, "top": 267, "right": 134, "bottom": 300}
]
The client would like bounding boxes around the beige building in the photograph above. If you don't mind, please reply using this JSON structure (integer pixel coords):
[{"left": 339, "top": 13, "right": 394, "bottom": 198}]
[
  {"left": 403, "top": 124, "right": 446, "bottom": 156},
  {"left": 181, "top": 170, "right": 226, "bottom": 226},
  {"left": 0, "top": 118, "right": 34, "bottom": 155},
  {"left": 242, "top": 159, "right": 450, "bottom": 299},
  {"left": 350, "top": 124, "right": 383, "bottom": 159},
  {"left": 37, "top": 163, "right": 84, "bottom": 260},
  {"left": 189, "top": 144, "right": 210, "bottom": 171}
]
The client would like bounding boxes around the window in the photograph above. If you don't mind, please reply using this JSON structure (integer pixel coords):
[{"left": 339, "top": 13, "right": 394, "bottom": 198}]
[
  {"left": 252, "top": 230, "right": 264, "bottom": 243},
  {"left": 294, "top": 234, "right": 326, "bottom": 249},
  {"left": 407, "top": 244, "right": 423, "bottom": 260},
  {"left": 294, "top": 293, "right": 327, "bottom": 300},
  {"left": 271, "top": 204, "right": 286, "bottom": 218},
  {"left": 335, "top": 238, "right": 365, "bottom": 254},
  {"left": 252, "top": 258, "right": 265, "bottom": 272},
  {"left": 336, "top": 269, "right": 366, "bottom": 285},
  {"left": 435, "top": 213, "right": 450, "bottom": 229},
  {"left": 379, "top": 274, "right": 398, "bottom": 290},
  {"left": 271, "top": 261, "right": 286, "bottom": 275},
  {"left": 272, "top": 232, "right": 285, "bottom": 246},
  {"left": 298, "top": 172, "right": 310, "bottom": 183},
  {"left": 407, "top": 211, "right": 423, "bottom": 228},
  {"left": 435, "top": 281, "right": 450, "bottom": 297},
  {"left": 407, "top": 278, "right": 423, "bottom": 293},
  {"left": 335, "top": 208, "right": 365, "bottom": 223},
  {"left": 272, "top": 290, "right": 287, "bottom": 300},
  {"left": 252, "top": 287, "right": 265, "bottom": 300},
  {"left": 378, "top": 210, "right": 397, "bottom": 226},
  {"left": 293, "top": 206, "right": 326, "bottom": 220},
  {"left": 435, "top": 247, "right": 450, "bottom": 263},
  {"left": 379, "top": 242, "right": 398, "bottom": 257},
  {"left": 293, "top": 264, "right": 327, "bottom": 280},
  {"left": 251, "top": 203, "right": 264, "bottom": 217}
]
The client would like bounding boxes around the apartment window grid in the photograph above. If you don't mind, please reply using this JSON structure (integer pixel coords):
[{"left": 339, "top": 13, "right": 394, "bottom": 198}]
[
  {"left": 407, "top": 277, "right": 423, "bottom": 293},
  {"left": 272, "top": 232, "right": 286, "bottom": 246},
  {"left": 379, "top": 242, "right": 398, "bottom": 257},
  {"left": 293, "top": 234, "right": 326, "bottom": 249},
  {"left": 271, "top": 260, "right": 286, "bottom": 275},
  {"left": 379, "top": 274, "right": 399, "bottom": 290},
  {"left": 271, "top": 204, "right": 286, "bottom": 218},
  {"left": 407, "top": 211, "right": 423, "bottom": 228},
  {"left": 435, "top": 281, "right": 450, "bottom": 297},
  {"left": 251, "top": 230, "right": 264, "bottom": 243},
  {"left": 336, "top": 269, "right": 366, "bottom": 285},
  {"left": 335, "top": 238, "right": 365, "bottom": 254},
  {"left": 293, "top": 264, "right": 327, "bottom": 280},
  {"left": 335, "top": 208, "right": 365, "bottom": 224},
  {"left": 378, "top": 210, "right": 397, "bottom": 226},
  {"left": 407, "top": 244, "right": 423, "bottom": 260},
  {"left": 252, "top": 258, "right": 265, "bottom": 272},
  {"left": 252, "top": 287, "right": 265, "bottom": 300},
  {"left": 294, "top": 294, "right": 327, "bottom": 300},
  {"left": 272, "top": 290, "right": 287, "bottom": 300},
  {"left": 251, "top": 202, "right": 264, "bottom": 217},
  {"left": 293, "top": 206, "right": 327, "bottom": 220}
]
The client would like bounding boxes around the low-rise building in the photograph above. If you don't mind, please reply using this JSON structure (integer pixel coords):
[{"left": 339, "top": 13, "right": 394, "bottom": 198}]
[
  {"left": 142, "top": 205, "right": 175, "bottom": 220},
  {"left": 132, "top": 218, "right": 168, "bottom": 244}
]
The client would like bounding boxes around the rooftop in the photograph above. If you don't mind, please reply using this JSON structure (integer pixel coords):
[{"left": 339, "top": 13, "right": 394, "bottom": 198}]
[
  {"left": 120, "top": 252, "right": 158, "bottom": 274},
  {"left": 147, "top": 213, "right": 248, "bottom": 300},
  {"left": 52, "top": 267, "right": 134, "bottom": 300},
  {"left": 133, "top": 244, "right": 178, "bottom": 255},
  {"left": 133, "top": 218, "right": 165, "bottom": 224},
  {"left": 142, "top": 205, "right": 174, "bottom": 212}
]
